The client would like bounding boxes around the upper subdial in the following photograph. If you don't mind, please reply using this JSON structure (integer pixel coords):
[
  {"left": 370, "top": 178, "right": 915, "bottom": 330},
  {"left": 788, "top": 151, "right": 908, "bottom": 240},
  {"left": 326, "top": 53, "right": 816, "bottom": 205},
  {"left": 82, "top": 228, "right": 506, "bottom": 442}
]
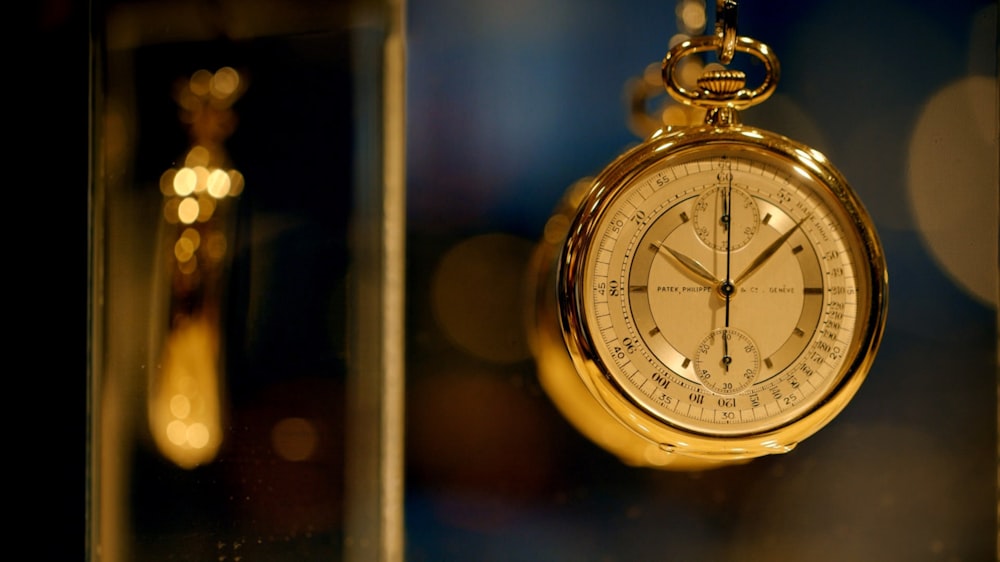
[{"left": 692, "top": 184, "right": 760, "bottom": 251}]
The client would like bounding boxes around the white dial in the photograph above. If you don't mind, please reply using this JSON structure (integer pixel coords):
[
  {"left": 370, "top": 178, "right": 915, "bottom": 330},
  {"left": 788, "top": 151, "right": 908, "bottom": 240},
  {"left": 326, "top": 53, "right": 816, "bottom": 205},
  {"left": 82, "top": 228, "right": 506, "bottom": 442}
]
[{"left": 577, "top": 144, "right": 869, "bottom": 437}]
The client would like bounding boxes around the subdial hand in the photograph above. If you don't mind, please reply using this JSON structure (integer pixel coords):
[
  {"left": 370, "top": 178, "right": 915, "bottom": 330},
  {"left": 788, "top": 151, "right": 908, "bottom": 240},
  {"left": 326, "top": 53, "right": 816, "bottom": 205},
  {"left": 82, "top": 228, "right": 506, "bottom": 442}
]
[
  {"left": 657, "top": 243, "right": 721, "bottom": 286},
  {"left": 722, "top": 195, "right": 731, "bottom": 237},
  {"left": 733, "top": 215, "right": 808, "bottom": 285}
]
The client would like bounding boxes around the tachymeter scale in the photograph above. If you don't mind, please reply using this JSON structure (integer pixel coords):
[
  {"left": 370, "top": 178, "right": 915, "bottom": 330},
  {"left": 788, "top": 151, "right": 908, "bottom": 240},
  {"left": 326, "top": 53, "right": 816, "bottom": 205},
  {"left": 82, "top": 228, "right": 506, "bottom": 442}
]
[{"left": 582, "top": 148, "right": 862, "bottom": 436}]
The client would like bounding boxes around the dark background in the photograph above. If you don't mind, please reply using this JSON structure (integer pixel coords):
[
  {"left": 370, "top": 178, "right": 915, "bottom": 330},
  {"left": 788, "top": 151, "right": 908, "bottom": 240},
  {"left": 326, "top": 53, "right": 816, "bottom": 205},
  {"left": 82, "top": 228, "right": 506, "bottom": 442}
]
[
  {"left": 30, "top": 1, "right": 89, "bottom": 559},
  {"left": 39, "top": 0, "right": 997, "bottom": 559}
]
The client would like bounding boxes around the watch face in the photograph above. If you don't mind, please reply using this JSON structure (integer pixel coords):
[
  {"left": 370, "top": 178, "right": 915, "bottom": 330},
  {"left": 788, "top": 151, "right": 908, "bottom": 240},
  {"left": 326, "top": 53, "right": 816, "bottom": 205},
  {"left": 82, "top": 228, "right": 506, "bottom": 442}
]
[{"left": 561, "top": 129, "right": 885, "bottom": 442}]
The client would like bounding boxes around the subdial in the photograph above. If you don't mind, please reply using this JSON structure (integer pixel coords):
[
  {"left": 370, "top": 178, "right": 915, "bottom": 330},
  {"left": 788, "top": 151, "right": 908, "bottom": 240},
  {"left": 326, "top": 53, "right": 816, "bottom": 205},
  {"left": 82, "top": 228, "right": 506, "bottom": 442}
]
[
  {"left": 693, "top": 328, "right": 761, "bottom": 395},
  {"left": 692, "top": 185, "right": 760, "bottom": 251}
]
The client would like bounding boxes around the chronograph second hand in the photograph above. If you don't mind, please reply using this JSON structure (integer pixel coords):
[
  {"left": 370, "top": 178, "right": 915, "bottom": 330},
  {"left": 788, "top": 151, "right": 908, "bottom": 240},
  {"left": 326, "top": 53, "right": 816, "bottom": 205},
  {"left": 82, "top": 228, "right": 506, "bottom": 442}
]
[{"left": 721, "top": 165, "right": 735, "bottom": 372}]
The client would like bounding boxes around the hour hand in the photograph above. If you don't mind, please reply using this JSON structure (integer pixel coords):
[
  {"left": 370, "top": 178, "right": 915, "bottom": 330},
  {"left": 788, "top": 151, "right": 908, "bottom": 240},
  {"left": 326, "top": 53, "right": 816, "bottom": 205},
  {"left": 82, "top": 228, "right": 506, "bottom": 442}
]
[{"left": 657, "top": 243, "right": 720, "bottom": 286}]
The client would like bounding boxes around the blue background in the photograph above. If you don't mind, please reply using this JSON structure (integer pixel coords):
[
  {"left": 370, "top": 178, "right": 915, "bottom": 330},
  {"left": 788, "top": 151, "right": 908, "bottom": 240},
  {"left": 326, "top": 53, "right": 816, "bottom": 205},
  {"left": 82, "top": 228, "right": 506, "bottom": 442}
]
[{"left": 403, "top": 1, "right": 998, "bottom": 560}]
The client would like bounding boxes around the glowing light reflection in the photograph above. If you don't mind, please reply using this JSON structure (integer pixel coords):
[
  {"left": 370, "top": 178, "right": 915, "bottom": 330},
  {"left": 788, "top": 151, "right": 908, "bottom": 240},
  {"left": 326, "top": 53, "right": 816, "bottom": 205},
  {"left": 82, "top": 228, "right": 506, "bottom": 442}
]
[
  {"left": 169, "top": 394, "right": 191, "bottom": 418},
  {"left": 643, "top": 444, "right": 673, "bottom": 466},
  {"left": 791, "top": 165, "right": 810, "bottom": 181},
  {"left": 211, "top": 67, "right": 241, "bottom": 99},
  {"left": 178, "top": 256, "right": 198, "bottom": 275},
  {"left": 177, "top": 197, "right": 199, "bottom": 224},
  {"left": 204, "top": 231, "right": 228, "bottom": 261},
  {"left": 542, "top": 214, "right": 570, "bottom": 246},
  {"left": 206, "top": 168, "right": 231, "bottom": 198},
  {"left": 181, "top": 227, "right": 201, "bottom": 248},
  {"left": 192, "top": 166, "right": 209, "bottom": 193},
  {"left": 228, "top": 170, "right": 245, "bottom": 196},
  {"left": 678, "top": 58, "right": 704, "bottom": 90},
  {"left": 271, "top": 417, "right": 319, "bottom": 462},
  {"left": 185, "top": 145, "right": 211, "bottom": 167},
  {"left": 661, "top": 104, "right": 692, "bottom": 126},
  {"left": 679, "top": 0, "right": 706, "bottom": 32},
  {"left": 174, "top": 237, "right": 196, "bottom": 262},
  {"left": 669, "top": 33, "right": 690, "bottom": 49},
  {"left": 196, "top": 193, "right": 216, "bottom": 221},
  {"left": 186, "top": 423, "right": 210, "bottom": 449},
  {"left": 908, "top": 75, "right": 998, "bottom": 307},
  {"left": 149, "top": 315, "right": 223, "bottom": 468},
  {"left": 189, "top": 69, "right": 213, "bottom": 97},
  {"left": 163, "top": 198, "right": 180, "bottom": 224},
  {"left": 173, "top": 167, "right": 197, "bottom": 196},
  {"left": 431, "top": 233, "right": 533, "bottom": 363},
  {"left": 159, "top": 169, "right": 176, "bottom": 195},
  {"left": 152, "top": 66, "right": 246, "bottom": 469}
]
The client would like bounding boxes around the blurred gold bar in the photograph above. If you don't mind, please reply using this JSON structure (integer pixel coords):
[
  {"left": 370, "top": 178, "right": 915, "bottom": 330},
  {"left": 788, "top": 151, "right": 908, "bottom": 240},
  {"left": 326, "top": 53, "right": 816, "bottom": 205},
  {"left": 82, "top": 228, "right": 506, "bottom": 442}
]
[
  {"left": 88, "top": 1, "right": 406, "bottom": 560},
  {"left": 343, "top": 0, "right": 407, "bottom": 560}
]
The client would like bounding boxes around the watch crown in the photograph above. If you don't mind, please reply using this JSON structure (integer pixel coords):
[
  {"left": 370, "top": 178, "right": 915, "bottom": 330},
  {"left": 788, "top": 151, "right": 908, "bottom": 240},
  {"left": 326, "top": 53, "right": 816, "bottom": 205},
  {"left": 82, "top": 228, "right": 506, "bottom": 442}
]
[{"left": 697, "top": 69, "right": 747, "bottom": 97}]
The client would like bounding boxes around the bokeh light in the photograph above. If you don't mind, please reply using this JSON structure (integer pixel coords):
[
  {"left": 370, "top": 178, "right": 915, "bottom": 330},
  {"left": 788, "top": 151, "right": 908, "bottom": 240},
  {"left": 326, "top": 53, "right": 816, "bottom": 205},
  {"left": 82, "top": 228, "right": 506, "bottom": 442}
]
[
  {"left": 189, "top": 69, "right": 213, "bottom": 97},
  {"left": 184, "top": 145, "right": 211, "bottom": 167},
  {"left": 210, "top": 66, "right": 241, "bottom": 100},
  {"left": 159, "top": 69, "right": 246, "bottom": 281},
  {"left": 196, "top": 192, "right": 216, "bottom": 221},
  {"left": 227, "top": 169, "right": 245, "bottom": 197},
  {"left": 271, "top": 417, "right": 319, "bottom": 462},
  {"left": 191, "top": 165, "right": 209, "bottom": 193},
  {"left": 173, "top": 167, "right": 196, "bottom": 196},
  {"left": 203, "top": 231, "right": 228, "bottom": 262},
  {"left": 907, "top": 75, "right": 998, "bottom": 308},
  {"left": 173, "top": 236, "right": 196, "bottom": 263},
  {"left": 151, "top": 66, "right": 247, "bottom": 471},
  {"left": 162, "top": 197, "right": 180, "bottom": 224},
  {"left": 178, "top": 255, "right": 197, "bottom": 275},
  {"left": 148, "top": 315, "right": 223, "bottom": 469},
  {"left": 206, "top": 168, "right": 231, "bottom": 198},
  {"left": 159, "top": 168, "right": 176, "bottom": 195},
  {"left": 431, "top": 233, "right": 534, "bottom": 364},
  {"left": 678, "top": 0, "right": 706, "bottom": 33},
  {"left": 177, "top": 197, "right": 199, "bottom": 224}
]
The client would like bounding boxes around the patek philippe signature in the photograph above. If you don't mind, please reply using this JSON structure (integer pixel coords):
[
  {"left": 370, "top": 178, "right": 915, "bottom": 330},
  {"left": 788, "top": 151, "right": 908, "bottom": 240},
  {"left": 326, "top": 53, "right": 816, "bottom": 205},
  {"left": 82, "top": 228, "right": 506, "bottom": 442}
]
[{"left": 655, "top": 285, "right": 801, "bottom": 294}]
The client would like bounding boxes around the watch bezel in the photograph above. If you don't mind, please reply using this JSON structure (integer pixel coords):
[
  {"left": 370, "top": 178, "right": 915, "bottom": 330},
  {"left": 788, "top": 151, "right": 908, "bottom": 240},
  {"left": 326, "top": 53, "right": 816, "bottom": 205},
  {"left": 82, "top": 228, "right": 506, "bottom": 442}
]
[{"left": 554, "top": 124, "right": 889, "bottom": 462}]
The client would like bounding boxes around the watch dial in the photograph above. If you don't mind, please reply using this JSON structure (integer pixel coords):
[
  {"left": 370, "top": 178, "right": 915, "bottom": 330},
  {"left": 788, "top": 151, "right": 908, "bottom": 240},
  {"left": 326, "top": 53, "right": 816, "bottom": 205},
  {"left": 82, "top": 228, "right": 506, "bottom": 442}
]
[{"left": 576, "top": 141, "right": 873, "bottom": 437}]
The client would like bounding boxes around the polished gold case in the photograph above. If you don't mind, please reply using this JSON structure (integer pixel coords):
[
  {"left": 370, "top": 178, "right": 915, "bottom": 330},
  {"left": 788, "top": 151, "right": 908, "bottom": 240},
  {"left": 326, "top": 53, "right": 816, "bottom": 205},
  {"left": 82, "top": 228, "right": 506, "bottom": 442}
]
[{"left": 529, "top": 123, "right": 889, "bottom": 470}]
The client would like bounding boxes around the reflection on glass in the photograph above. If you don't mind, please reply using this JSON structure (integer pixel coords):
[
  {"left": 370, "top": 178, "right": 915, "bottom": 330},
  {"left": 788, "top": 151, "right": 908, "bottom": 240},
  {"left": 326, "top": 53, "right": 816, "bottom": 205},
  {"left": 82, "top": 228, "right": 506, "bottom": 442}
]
[
  {"left": 91, "top": 2, "right": 405, "bottom": 559},
  {"left": 148, "top": 67, "right": 245, "bottom": 470}
]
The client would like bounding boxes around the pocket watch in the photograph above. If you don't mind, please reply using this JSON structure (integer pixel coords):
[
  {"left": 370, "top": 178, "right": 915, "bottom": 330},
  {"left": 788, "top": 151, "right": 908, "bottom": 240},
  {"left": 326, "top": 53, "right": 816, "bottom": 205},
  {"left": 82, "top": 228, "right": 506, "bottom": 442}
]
[{"left": 528, "top": 2, "right": 888, "bottom": 470}]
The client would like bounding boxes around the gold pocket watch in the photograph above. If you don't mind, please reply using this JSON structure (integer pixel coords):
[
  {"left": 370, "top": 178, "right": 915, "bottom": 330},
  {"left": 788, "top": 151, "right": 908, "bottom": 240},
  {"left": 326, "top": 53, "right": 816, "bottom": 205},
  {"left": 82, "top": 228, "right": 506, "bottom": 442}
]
[{"left": 529, "top": 2, "right": 888, "bottom": 470}]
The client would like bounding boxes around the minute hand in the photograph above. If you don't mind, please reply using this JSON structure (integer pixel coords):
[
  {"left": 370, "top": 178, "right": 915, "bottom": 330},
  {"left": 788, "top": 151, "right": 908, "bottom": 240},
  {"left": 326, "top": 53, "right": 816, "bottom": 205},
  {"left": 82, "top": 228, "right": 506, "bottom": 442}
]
[{"left": 733, "top": 216, "right": 808, "bottom": 285}]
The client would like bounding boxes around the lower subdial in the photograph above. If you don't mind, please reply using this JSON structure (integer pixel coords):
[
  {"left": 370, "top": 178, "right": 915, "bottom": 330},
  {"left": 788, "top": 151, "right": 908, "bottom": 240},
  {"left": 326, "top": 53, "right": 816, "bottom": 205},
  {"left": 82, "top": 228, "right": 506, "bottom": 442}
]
[{"left": 693, "top": 328, "right": 761, "bottom": 395}]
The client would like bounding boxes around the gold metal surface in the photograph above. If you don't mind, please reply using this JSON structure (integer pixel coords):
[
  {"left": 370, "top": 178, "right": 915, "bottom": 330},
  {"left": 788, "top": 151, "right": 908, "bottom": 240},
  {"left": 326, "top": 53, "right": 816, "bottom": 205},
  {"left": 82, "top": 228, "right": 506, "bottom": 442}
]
[
  {"left": 662, "top": 35, "right": 780, "bottom": 110},
  {"left": 529, "top": 126, "right": 888, "bottom": 470},
  {"left": 528, "top": 1, "right": 888, "bottom": 471},
  {"left": 344, "top": 1, "right": 407, "bottom": 560},
  {"left": 713, "top": 0, "right": 738, "bottom": 65}
]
